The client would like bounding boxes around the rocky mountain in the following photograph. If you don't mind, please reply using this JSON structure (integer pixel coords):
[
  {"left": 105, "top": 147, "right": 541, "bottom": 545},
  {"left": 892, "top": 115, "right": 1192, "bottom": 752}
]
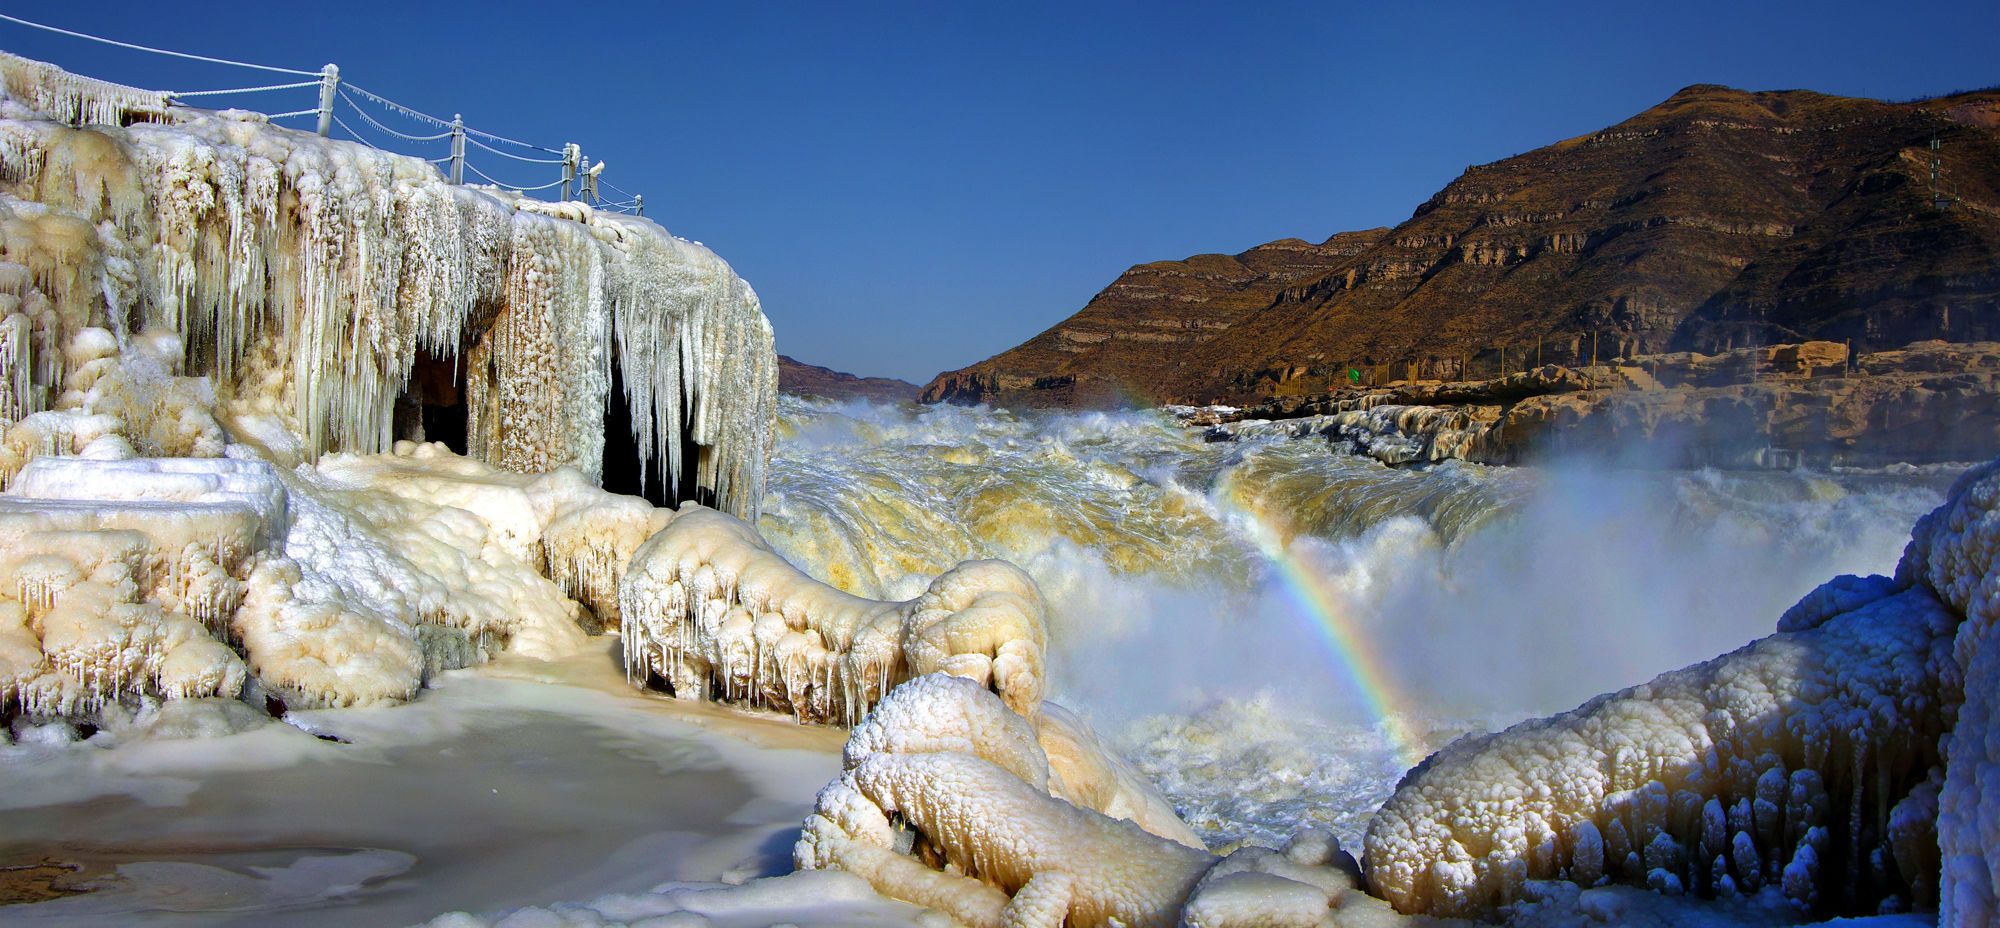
[
  {"left": 778, "top": 355, "right": 917, "bottom": 403},
  {"left": 925, "top": 84, "right": 2000, "bottom": 408}
]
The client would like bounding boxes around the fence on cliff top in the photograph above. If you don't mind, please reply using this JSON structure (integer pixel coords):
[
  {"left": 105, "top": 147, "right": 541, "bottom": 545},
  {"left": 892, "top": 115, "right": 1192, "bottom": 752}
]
[{"left": 0, "top": 12, "right": 646, "bottom": 214}]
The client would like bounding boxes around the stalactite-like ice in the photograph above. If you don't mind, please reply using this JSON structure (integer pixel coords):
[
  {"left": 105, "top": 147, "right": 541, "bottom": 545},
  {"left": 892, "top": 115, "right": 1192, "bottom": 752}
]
[
  {"left": 795, "top": 673, "right": 1382, "bottom": 928},
  {"left": 0, "top": 52, "right": 774, "bottom": 518},
  {"left": 618, "top": 508, "right": 1048, "bottom": 724}
]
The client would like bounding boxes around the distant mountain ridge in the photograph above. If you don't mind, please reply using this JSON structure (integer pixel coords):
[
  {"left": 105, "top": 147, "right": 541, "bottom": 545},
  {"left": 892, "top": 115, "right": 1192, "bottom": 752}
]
[
  {"left": 778, "top": 355, "right": 916, "bottom": 403},
  {"left": 923, "top": 84, "right": 2000, "bottom": 407}
]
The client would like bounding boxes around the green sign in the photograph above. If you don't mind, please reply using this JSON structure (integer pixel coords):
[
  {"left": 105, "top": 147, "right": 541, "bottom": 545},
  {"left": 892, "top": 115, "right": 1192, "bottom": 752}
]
[{"left": 1347, "top": 368, "right": 1362, "bottom": 384}]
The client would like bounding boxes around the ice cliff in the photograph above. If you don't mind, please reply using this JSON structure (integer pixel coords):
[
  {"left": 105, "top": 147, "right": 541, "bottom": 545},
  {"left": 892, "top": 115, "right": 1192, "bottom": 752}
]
[{"left": 0, "top": 52, "right": 776, "bottom": 722}]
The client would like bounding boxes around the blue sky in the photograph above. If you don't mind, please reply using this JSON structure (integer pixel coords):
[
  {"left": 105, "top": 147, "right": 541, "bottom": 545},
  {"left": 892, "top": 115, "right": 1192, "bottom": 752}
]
[{"left": 7, "top": 2, "right": 1996, "bottom": 382}]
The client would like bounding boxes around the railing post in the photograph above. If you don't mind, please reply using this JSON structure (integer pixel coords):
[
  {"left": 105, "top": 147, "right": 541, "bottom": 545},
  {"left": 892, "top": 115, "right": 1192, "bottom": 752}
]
[
  {"left": 315, "top": 63, "right": 339, "bottom": 137},
  {"left": 561, "top": 143, "right": 578, "bottom": 201},
  {"left": 633, "top": 194, "right": 643, "bottom": 216},
  {"left": 448, "top": 115, "right": 465, "bottom": 185}
]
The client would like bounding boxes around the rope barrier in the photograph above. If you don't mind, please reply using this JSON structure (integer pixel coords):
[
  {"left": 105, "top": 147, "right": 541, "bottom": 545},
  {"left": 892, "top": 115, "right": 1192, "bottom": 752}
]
[
  {"left": 330, "top": 112, "right": 382, "bottom": 151},
  {"left": 0, "top": 13, "right": 320, "bottom": 76},
  {"left": 342, "top": 82, "right": 455, "bottom": 129},
  {"left": 169, "top": 79, "right": 320, "bottom": 99},
  {"left": 463, "top": 125, "right": 562, "bottom": 154},
  {"left": 266, "top": 108, "right": 321, "bottom": 119},
  {"left": 463, "top": 160, "right": 565, "bottom": 191},
  {"left": 339, "top": 91, "right": 453, "bottom": 142},
  {"left": 466, "top": 133, "right": 564, "bottom": 164}
]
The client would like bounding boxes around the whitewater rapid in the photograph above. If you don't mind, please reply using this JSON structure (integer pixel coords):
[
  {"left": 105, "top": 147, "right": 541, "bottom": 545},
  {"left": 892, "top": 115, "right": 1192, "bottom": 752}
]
[{"left": 757, "top": 396, "right": 1951, "bottom": 850}]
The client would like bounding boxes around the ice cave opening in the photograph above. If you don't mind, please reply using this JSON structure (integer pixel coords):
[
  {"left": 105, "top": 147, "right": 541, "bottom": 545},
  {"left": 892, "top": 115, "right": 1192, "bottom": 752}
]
[
  {"left": 395, "top": 345, "right": 469, "bottom": 455},
  {"left": 601, "top": 358, "right": 714, "bottom": 509}
]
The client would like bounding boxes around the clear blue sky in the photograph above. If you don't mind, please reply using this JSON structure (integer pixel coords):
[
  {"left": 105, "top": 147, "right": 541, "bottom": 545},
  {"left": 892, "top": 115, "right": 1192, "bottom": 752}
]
[{"left": 8, "top": 2, "right": 1996, "bottom": 383}]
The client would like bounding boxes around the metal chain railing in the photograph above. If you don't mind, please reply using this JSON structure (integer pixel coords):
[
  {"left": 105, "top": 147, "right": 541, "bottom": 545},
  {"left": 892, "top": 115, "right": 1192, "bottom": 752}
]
[{"left": 0, "top": 13, "right": 646, "bottom": 214}]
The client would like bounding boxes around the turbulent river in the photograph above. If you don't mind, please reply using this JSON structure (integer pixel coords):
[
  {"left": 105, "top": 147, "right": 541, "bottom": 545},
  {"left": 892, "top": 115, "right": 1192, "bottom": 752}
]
[{"left": 758, "top": 396, "right": 1952, "bottom": 852}]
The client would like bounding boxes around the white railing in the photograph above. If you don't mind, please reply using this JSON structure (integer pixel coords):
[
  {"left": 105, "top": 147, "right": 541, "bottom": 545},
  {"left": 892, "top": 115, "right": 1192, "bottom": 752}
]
[{"left": 0, "top": 12, "right": 645, "bottom": 214}]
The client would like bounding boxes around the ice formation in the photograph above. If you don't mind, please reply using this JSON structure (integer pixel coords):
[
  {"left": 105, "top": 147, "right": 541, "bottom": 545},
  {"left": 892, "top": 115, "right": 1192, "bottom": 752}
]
[
  {"left": 1898, "top": 460, "right": 2000, "bottom": 926},
  {"left": 0, "top": 51, "right": 775, "bottom": 518},
  {"left": 0, "top": 442, "right": 687, "bottom": 718},
  {"left": 0, "top": 455, "right": 269, "bottom": 717},
  {"left": 796, "top": 673, "right": 1386, "bottom": 928},
  {"left": 619, "top": 508, "right": 1049, "bottom": 724},
  {"left": 1360, "top": 459, "right": 2000, "bottom": 922}
]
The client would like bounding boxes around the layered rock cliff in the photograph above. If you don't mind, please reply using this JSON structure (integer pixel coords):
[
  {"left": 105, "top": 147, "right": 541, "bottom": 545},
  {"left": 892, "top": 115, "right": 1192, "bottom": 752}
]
[
  {"left": 927, "top": 84, "right": 2000, "bottom": 408},
  {"left": 920, "top": 231, "right": 1385, "bottom": 407}
]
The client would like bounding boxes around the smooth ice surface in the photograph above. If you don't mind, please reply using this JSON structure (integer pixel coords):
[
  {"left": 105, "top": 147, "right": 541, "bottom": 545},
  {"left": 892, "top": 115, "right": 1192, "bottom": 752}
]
[{"left": 0, "top": 643, "right": 885, "bottom": 927}]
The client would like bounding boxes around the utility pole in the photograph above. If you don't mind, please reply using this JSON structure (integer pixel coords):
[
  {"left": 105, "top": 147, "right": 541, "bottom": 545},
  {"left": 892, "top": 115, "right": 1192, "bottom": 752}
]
[
  {"left": 314, "top": 64, "right": 339, "bottom": 138},
  {"left": 633, "top": 194, "right": 644, "bottom": 216}
]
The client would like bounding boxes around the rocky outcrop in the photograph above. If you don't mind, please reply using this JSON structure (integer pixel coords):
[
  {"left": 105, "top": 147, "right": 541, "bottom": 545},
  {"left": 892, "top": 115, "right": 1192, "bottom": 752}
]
[
  {"left": 928, "top": 85, "right": 2000, "bottom": 409},
  {"left": 778, "top": 355, "right": 916, "bottom": 403},
  {"left": 1202, "top": 341, "right": 2000, "bottom": 469}
]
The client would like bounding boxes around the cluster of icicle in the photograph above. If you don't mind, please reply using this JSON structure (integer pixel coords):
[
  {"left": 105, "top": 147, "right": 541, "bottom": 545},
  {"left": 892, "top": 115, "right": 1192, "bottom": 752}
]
[
  {"left": 0, "top": 52, "right": 774, "bottom": 519},
  {"left": 1358, "top": 459, "right": 2000, "bottom": 923},
  {"left": 618, "top": 506, "right": 1048, "bottom": 725}
]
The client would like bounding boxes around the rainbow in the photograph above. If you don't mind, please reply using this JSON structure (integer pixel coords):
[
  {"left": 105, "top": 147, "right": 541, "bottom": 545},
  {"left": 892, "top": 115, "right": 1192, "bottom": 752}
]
[{"left": 1216, "top": 494, "right": 1430, "bottom": 771}]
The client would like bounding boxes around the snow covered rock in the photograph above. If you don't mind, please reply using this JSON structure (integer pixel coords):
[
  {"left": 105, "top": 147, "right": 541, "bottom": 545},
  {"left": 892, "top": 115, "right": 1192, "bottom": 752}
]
[{"left": 619, "top": 508, "right": 1049, "bottom": 724}]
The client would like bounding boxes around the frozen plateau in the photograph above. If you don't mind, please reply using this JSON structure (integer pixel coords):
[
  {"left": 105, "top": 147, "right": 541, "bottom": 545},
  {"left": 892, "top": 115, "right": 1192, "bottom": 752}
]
[{"left": 0, "top": 51, "right": 1994, "bottom": 928}]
